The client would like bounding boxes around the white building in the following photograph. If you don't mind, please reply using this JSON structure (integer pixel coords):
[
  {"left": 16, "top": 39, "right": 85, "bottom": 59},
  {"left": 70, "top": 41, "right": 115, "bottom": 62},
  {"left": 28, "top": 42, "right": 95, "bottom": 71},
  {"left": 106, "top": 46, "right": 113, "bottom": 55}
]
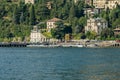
[
  {"left": 105, "top": 0, "right": 119, "bottom": 9},
  {"left": 85, "top": 0, "right": 92, "bottom": 6},
  {"left": 30, "top": 26, "right": 47, "bottom": 43},
  {"left": 93, "top": 0, "right": 107, "bottom": 9},
  {"left": 93, "top": 0, "right": 120, "bottom": 9},
  {"left": 46, "top": 1, "right": 53, "bottom": 9},
  {"left": 25, "top": 0, "right": 35, "bottom": 4},
  {"left": 84, "top": 8, "right": 99, "bottom": 18},
  {"left": 47, "top": 18, "right": 61, "bottom": 31},
  {"left": 85, "top": 18, "right": 108, "bottom": 35}
]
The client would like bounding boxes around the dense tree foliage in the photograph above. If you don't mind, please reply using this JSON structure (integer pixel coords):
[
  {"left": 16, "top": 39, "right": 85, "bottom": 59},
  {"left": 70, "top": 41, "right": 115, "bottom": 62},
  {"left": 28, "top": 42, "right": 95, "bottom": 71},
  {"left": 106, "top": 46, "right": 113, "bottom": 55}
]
[
  {"left": 0, "top": 0, "right": 120, "bottom": 42},
  {"left": 0, "top": 0, "right": 85, "bottom": 42},
  {"left": 51, "top": 21, "right": 72, "bottom": 41},
  {"left": 100, "top": 28, "right": 114, "bottom": 40}
]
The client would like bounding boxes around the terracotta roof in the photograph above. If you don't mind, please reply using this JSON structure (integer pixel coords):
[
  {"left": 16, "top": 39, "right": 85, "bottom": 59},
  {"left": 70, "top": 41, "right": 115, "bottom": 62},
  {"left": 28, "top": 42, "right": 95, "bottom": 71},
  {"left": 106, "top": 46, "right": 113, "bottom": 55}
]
[
  {"left": 114, "top": 28, "right": 120, "bottom": 31},
  {"left": 47, "top": 18, "right": 61, "bottom": 22}
]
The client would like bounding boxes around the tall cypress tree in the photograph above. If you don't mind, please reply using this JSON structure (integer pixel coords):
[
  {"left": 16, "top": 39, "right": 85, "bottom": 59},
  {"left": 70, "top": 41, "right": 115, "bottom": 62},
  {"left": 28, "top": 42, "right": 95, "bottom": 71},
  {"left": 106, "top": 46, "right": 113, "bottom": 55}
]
[
  {"left": 69, "top": 4, "right": 76, "bottom": 22},
  {"left": 12, "top": 6, "right": 19, "bottom": 24},
  {"left": 20, "top": 12, "right": 24, "bottom": 24},
  {"left": 29, "top": 5, "right": 36, "bottom": 25}
]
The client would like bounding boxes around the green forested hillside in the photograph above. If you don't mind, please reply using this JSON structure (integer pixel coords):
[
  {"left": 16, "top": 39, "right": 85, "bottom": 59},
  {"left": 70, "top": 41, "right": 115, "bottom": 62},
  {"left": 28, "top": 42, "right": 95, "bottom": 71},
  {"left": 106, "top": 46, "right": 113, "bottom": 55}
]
[{"left": 0, "top": 0, "right": 120, "bottom": 42}]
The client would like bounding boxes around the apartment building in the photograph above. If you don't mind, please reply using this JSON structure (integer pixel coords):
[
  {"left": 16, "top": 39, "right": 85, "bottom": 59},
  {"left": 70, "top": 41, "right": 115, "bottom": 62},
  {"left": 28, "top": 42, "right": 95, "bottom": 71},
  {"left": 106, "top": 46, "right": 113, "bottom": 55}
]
[
  {"left": 85, "top": 18, "right": 108, "bottom": 35},
  {"left": 93, "top": 0, "right": 120, "bottom": 9}
]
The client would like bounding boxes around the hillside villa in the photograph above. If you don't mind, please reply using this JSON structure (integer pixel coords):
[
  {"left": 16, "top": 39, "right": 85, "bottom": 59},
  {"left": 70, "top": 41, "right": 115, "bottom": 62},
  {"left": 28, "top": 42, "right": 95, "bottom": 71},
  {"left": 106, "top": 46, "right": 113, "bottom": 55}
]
[
  {"left": 30, "top": 26, "right": 47, "bottom": 43},
  {"left": 47, "top": 18, "right": 61, "bottom": 31},
  {"left": 85, "top": 18, "right": 108, "bottom": 35}
]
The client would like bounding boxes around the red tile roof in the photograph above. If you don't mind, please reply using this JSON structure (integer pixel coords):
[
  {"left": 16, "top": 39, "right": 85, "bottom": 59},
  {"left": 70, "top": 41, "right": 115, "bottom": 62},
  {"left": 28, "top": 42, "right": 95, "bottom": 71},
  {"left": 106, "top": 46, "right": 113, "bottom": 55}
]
[{"left": 47, "top": 18, "right": 61, "bottom": 22}]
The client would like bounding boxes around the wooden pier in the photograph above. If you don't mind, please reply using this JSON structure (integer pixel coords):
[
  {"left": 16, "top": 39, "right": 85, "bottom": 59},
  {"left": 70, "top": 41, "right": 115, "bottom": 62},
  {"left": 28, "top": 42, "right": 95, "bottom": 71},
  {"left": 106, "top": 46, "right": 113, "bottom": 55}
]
[{"left": 0, "top": 43, "right": 27, "bottom": 47}]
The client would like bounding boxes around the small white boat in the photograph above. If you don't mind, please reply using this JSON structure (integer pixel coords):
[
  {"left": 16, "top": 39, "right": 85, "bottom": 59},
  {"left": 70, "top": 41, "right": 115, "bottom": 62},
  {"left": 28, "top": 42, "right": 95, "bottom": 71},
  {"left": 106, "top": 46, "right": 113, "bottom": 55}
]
[
  {"left": 76, "top": 45, "right": 84, "bottom": 47},
  {"left": 86, "top": 44, "right": 98, "bottom": 48},
  {"left": 62, "top": 44, "right": 84, "bottom": 48},
  {"left": 27, "top": 45, "right": 43, "bottom": 47}
]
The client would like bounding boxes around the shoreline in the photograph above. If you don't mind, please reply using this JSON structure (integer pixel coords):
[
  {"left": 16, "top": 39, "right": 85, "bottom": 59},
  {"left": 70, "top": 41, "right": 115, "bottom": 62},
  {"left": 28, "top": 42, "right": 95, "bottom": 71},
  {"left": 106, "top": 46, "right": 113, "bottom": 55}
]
[{"left": 0, "top": 41, "right": 120, "bottom": 48}]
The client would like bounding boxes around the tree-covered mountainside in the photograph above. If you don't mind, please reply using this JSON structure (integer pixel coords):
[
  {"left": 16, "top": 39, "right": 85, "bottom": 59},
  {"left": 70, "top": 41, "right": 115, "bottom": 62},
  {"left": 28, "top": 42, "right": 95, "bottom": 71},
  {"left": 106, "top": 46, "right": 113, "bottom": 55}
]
[{"left": 0, "top": 0, "right": 120, "bottom": 42}]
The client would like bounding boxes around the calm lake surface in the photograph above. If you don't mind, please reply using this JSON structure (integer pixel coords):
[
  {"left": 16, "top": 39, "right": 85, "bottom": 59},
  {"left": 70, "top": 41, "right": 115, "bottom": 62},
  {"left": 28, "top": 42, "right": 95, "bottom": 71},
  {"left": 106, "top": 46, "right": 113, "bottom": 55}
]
[{"left": 0, "top": 48, "right": 120, "bottom": 80}]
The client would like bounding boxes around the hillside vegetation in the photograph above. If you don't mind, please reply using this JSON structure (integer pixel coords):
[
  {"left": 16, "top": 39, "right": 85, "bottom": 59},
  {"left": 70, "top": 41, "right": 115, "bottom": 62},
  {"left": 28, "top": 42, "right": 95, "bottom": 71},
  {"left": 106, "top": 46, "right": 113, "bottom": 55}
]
[{"left": 0, "top": 0, "right": 120, "bottom": 42}]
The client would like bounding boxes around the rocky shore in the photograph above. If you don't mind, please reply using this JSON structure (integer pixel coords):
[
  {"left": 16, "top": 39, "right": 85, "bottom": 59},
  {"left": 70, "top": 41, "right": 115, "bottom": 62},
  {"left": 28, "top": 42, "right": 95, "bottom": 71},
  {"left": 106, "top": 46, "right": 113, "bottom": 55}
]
[
  {"left": 0, "top": 40, "right": 120, "bottom": 48},
  {"left": 27, "top": 40, "right": 120, "bottom": 48}
]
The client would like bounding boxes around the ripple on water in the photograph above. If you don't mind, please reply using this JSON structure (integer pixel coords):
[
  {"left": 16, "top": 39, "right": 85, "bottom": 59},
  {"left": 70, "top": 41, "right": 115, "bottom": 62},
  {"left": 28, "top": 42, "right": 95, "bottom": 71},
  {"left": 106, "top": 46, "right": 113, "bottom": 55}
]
[{"left": 0, "top": 48, "right": 120, "bottom": 80}]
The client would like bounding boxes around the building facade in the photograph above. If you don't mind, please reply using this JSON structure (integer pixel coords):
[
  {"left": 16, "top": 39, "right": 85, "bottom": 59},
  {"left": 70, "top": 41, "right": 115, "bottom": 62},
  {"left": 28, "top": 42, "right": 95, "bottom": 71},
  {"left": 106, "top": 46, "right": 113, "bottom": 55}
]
[
  {"left": 84, "top": 8, "right": 99, "bottom": 18},
  {"left": 93, "top": 0, "right": 107, "bottom": 9},
  {"left": 47, "top": 18, "right": 61, "bottom": 31},
  {"left": 93, "top": 0, "right": 120, "bottom": 9},
  {"left": 30, "top": 26, "right": 47, "bottom": 43},
  {"left": 46, "top": 2, "right": 52, "bottom": 9},
  {"left": 105, "top": 0, "right": 119, "bottom": 9},
  {"left": 25, "top": 0, "right": 35, "bottom": 4},
  {"left": 85, "top": 18, "right": 108, "bottom": 35},
  {"left": 85, "top": 0, "right": 92, "bottom": 6},
  {"left": 114, "top": 28, "right": 120, "bottom": 35}
]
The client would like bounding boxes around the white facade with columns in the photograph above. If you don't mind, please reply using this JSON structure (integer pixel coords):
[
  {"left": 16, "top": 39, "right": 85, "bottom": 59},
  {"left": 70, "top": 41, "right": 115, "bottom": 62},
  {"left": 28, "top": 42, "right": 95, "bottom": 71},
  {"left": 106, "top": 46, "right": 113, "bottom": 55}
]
[{"left": 30, "top": 26, "right": 47, "bottom": 43}]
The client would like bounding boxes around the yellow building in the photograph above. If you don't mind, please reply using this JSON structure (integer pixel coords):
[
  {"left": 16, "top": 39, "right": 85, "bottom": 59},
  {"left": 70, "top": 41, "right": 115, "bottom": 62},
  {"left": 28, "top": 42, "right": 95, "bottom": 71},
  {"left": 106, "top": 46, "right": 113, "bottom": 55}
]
[{"left": 47, "top": 18, "right": 61, "bottom": 31}]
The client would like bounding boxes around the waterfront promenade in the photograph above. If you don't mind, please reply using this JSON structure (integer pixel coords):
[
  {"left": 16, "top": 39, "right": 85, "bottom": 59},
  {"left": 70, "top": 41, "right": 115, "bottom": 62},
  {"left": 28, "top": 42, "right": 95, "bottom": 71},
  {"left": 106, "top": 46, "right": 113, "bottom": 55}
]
[{"left": 0, "top": 40, "right": 120, "bottom": 48}]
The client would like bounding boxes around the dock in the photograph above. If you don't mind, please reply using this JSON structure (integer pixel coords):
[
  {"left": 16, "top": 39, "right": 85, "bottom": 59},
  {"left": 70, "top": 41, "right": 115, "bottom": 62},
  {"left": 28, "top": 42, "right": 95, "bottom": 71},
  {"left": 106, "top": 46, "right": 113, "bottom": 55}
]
[{"left": 0, "top": 43, "right": 27, "bottom": 47}]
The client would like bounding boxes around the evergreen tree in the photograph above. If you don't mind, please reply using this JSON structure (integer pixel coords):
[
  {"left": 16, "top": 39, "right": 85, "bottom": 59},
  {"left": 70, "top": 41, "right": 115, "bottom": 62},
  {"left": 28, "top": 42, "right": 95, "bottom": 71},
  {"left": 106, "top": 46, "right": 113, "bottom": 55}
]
[
  {"left": 12, "top": 6, "right": 19, "bottom": 24},
  {"left": 69, "top": 4, "right": 76, "bottom": 23},
  {"left": 20, "top": 12, "right": 24, "bottom": 24},
  {"left": 51, "top": 21, "right": 65, "bottom": 41},
  {"left": 29, "top": 5, "right": 36, "bottom": 25}
]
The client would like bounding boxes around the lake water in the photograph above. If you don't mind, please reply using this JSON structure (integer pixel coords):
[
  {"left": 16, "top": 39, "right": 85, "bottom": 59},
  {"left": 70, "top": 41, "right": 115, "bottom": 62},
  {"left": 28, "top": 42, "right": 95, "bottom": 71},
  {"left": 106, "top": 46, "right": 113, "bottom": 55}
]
[{"left": 0, "top": 48, "right": 120, "bottom": 80}]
